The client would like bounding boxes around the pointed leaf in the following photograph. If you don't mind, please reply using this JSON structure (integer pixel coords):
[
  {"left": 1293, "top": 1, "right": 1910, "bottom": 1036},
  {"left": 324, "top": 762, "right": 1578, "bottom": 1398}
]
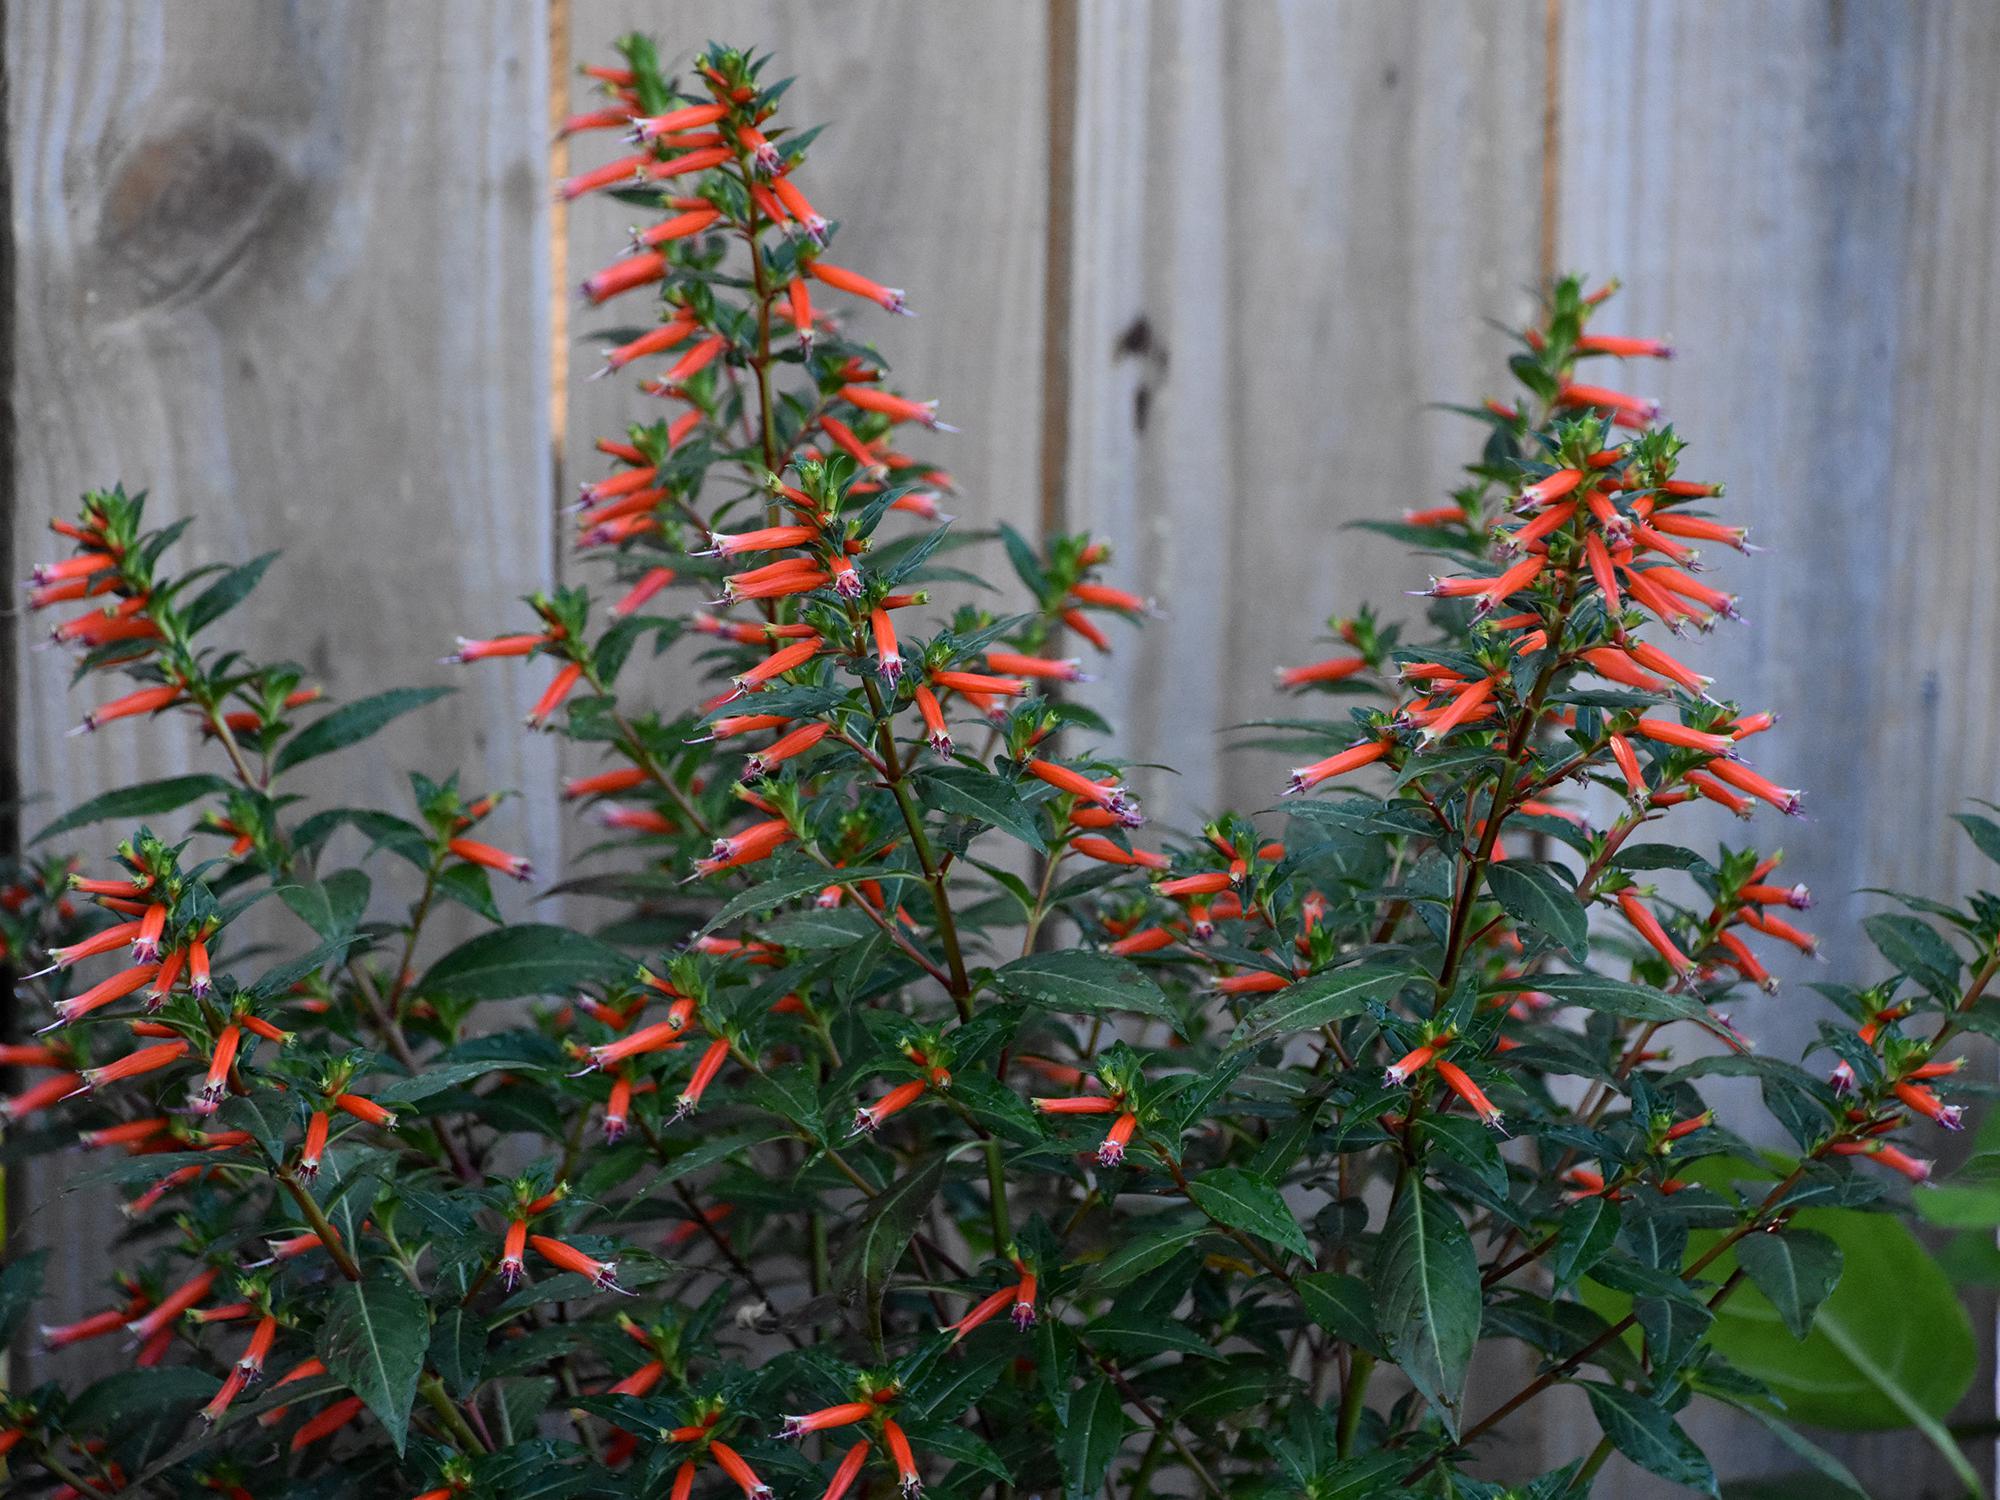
[
  {"left": 1373, "top": 1183, "right": 1480, "bottom": 1432},
  {"left": 1733, "top": 1228, "right": 1842, "bottom": 1340},
  {"left": 33, "top": 774, "right": 234, "bottom": 843},
  {"left": 1188, "top": 1166, "right": 1312, "bottom": 1261},
  {"left": 418, "top": 924, "right": 633, "bottom": 1000},
  {"left": 1231, "top": 965, "right": 1409, "bottom": 1045},
  {"left": 1582, "top": 1382, "right": 1716, "bottom": 1494},
  {"left": 317, "top": 1273, "right": 430, "bottom": 1453},
  {"left": 994, "top": 950, "right": 1176, "bottom": 1027},
  {"left": 274, "top": 686, "right": 453, "bottom": 774}
]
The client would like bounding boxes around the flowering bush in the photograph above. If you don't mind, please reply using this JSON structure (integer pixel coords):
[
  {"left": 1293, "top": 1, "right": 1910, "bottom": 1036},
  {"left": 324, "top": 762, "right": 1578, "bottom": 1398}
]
[{"left": 4, "top": 33, "right": 1999, "bottom": 1500}]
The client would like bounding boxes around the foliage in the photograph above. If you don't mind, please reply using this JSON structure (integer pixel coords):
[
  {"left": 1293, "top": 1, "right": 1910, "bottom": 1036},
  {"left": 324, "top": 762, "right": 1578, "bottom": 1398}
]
[{"left": 4, "top": 35, "right": 2000, "bottom": 1500}]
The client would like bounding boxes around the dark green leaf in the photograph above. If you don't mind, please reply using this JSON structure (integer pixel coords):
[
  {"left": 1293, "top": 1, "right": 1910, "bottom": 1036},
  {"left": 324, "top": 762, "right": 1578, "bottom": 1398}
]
[
  {"left": 920, "top": 766, "right": 1046, "bottom": 852},
  {"left": 317, "top": 1273, "right": 430, "bottom": 1453},
  {"left": 1058, "top": 1377, "right": 1132, "bottom": 1499},
  {"left": 1188, "top": 1166, "right": 1312, "bottom": 1261},
  {"left": 0, "top": 1250, "right": 49, "bottom": 1345},
  {"left": 993, "top": 950, "right": 1176, "bottom": 1027},
  {"left": 429, "top": 1307, "right": 486, "bottom": 1399},
  {"left": 418, "top": 924, "right": 632, "bottom": 1000},
  {"left": 1583, "top": 1382, "right": 1715, "bottom": 1492},
  {"left": 1296, "top": 1272, "right": 1385, "bottom": 1356},
  {"left": 839, "top": 1155, "right": 945, "bottom": 1295},
  {"left": 1485, "top": 860, "right": 1588, "bottom": 958},
  {"left": 33, "top": 774, "right": 234, "bottom": 843},
  {"left": 1374, "top": 1182, "right": 1480, "bottom": 1432},
  {"left": 1231, "top": 965, "right": 1409, "bottom": 1045},
  {"left": 274, "top": 686, "right": 454, "bottom": 774},
  {"left": 183, "top": 550, "right": 279, "bottom": 634},
  {"left": 700, "top": 862, "right": 897, "bottom": 936},
  {"left": 1734, "top": 1229, "right": 1843, "bottom": 1341}
]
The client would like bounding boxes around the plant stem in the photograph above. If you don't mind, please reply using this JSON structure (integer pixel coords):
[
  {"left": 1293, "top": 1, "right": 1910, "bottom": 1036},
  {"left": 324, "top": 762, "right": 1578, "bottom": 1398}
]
[
  {"left": 420, "top": 1373, "right": 490, "bottom": 1454},
  {"left": 279, "top": 1171, "right": 362, "bottom": 1281}
]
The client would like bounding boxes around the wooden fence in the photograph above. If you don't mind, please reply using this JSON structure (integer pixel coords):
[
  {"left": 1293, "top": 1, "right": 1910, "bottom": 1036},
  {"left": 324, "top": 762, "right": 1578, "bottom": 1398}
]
[{"left": 6, "top": 2, "right": 1999, "bottom": 1493}]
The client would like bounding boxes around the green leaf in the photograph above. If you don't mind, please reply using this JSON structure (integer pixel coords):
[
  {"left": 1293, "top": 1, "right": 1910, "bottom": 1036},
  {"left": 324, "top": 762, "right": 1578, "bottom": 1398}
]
[
  {"left": 274, "top": 686, "right": 454, "bottom": 775},
  {"left": 418, "top": 924, "right": 632, "bottom": 1000},
  {"left": 839, "top": 1155, "right": 945, "bottom": 1295},
  {"left": 0, "top": 1250, "right": 49, "bottom": 1345},
  {"left": 317, "top": 1273, "right": 430, "bottom": 1453},
  {"left": 1549, "top": 1194, "right": 1620, "bottom": 1288},
  {"left": 1955, "top": 811, "right": 2000, "bottom": 866},
  {"left": 1731, "top": 1403, "right": 1870, "bottom": 1499},
  {"left": 1532, "top": 974, "right": 1735, "bottom": 1042},
  {"left": 1582, "top": 1381, "right": 1716, "bottom": 1494},
  {"left": 278, "top": 869, "right": 372, "bottom": 941},
  {"left": 1734, "top": 1229, "right": 1842, "bottom": 1340},
  {"left": 1083, "top": 1217, "right": 1209, "bottom": 1291},
  {"left": 33, "top": 773, "right": 234, "bottom": 843},
  {"left": 1085, "top": 1309, "right": 1218, "bottom": 1360},
  {"left": 1188, "top": 1166, "right": 1312, "bottom": 1261},
  {"left": 699, "top": 861, "right": 897, "bottom": 936},
  {"left": 1296, "top": 1272, "right": 1385, "bottom": 1356},
  {"left": 1373, "top": 1182, "right": 1480, "bottom": 1432},
  {"left": 1704, "top": 1206, "right": 1975, "bottom": 1430},
  {"left": 429, "top": 1307, "right": 486, "bottom": 1399},
  {"left": 919, "top": 766, "right": 1047, "bottom": 852},
  {"left": 1484, "top": 860, "right": 1588, "bottom": 958},
  {"left": 183, "top": 550, "right": 279, "bottom": 634},
  {"left": 992, "top": 950, "right": 1176, "bottom": 1028},
  {"left": 1863, "top": 913, "right": 1961, "bottom": 998},
  {"left": 1230, "top": 965, "right": 1409, "bottom": 1045},
  {"left": 1058, "top": 1377, "right": 1132, "bottom": 1499}
]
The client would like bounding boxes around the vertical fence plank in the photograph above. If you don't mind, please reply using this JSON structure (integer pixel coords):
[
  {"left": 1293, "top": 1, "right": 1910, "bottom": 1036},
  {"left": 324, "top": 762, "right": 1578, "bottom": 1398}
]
[
  {"left": 1560, "top": 2, "right": 2000, "bottom": 1494},
  {"left": 1063, "top": 0, "right": 1547, "bottom": 829},
  {"left": 6, "top": 0, "right": 552, "bottom": 1370}
]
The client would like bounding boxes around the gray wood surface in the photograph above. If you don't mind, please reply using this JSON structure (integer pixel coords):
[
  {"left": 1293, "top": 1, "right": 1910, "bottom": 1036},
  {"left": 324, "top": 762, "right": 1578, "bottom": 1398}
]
[
  {"left": 5, "top": 0, "right": 553, "bottom": 1369},
  {"left": 7, "top": 0, "right": 2000, "bottom": 1490}
]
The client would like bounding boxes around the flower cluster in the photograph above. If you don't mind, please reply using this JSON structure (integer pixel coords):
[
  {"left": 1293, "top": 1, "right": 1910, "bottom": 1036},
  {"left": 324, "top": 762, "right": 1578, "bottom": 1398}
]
[{"left": 2, "top": 34, "right": 1997, "bottom": 1500}]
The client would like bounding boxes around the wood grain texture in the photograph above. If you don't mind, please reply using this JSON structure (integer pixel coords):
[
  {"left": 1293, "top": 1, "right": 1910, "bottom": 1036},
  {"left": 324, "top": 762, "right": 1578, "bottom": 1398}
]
[
  {"left": 6, "top": 0, "right": 553, "bottom": 1371},
  {"left": 1558, "top": 4, "right": 2000, "bottom": 1493},
  {"left": 1062, "top": 0, "right": 1547, "bottom": 832}
]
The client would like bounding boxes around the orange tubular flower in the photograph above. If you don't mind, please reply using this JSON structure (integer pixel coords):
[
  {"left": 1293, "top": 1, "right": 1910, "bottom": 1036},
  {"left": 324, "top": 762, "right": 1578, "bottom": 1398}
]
[
  {"left": 565, "top": 766, "right": 651, "bottom": 799},
  {"left": 334, "top": 1092, "right": 397, "bottom": 1129},
  {"left": 200, "top": 1024, "right": 241, "bottom": 1106},
  {"left": 869, "top": 607, "right": 903, "bottom": 684},
  {"left": 913, "top": 685, "right": 953, "bottom": 757},
  {"left": 675, "top": 1037, "right": 733, "bottom": 1118},
  {"left": 287, "top": 1103, "right": 332, "bottom": 1180},
  {"left": 854, "top": 1078, "right": 927, "bottom": 1134},
  {"left": 527, "top": 661, "right": 586, "bottom": 728},
  {"left": 1616, "top": 890, "right": 1693, "bottom": 976},
  {"left": 1517, "top": 468, "right": 1584, "bottom": 508},
  {"left": 588, "top": 1020, "right": 686, "bottom": 1070},
  {"left": 710, "top": 1441, "right": 774, "bottom": 1499},
  {"left": 1277, "top": 656, "right": 1365, "bottom": 689},
  {"left": 1632, "top": 716, "right": 1735, "bottom": 757},
  {"left": 840, "top": 385, "right": 950, "bottom": 430},
  {"left": 290, "top": 1395, "right": 366, "bottom": 1453},
  {"left": 810, "top": 261, "right": 911, "bottom": 315},
  {"left": 823, "top": 1440, "right": 872, "bottom": 1500},
  {"left": 730, "top": 637, "right": 822, "bottom": 693},
  {"left": 1284, "top": 736, "right": 1391, "bottom": 796},
  {"left": 696, "top": 818, "right": 796, "bottom": 876},
  {"left": 1097, "top": 1111, "right": 1138, "bottom": 1168},
  {"left": 1070, "top": 837, "right": 1168, "bottom": 871},
  {"left": 1384, "top": 1041, "right": 1443, "bottom": 1086},
  {"left": 73, "top": 1039, "right": 189, "bottom": 1096},
  {"left": 1157, "top": 871, "right": 1234, "bottom": 899},
  {"left": 1831, "top": 1140, "right": 1931, "bottom": 1183},
  {"left": 499, "top": 1218, "right": 529, "bottom": 1289},
  {"left": 1705, "top": 757, "right": 1804, "bottom": 816},
  {"left": 73, "top": 682, "right": 184, "bottom": 734},
  {"left": 780, "top": 1401, "right": 875, "bottom": 1440},
  {"left": 882, "top": 1419, "right": 921, "bottom": 1495},
  {"left": 1434, "top": 1059, "right": 1505, "bottom": 1130},
  {"left": 529, "top": 1234, "right": 628, "bottom": 1294},
  {"left": 127, "top": 1265, "right": 218, "bottom": 1343},
  {"left": 745, "top": 721, "right": 829, "bottom": 779},
  {"left": 931, "top": 669, "right": 1026, "bottom": 698},
  {"left": 47, "top": 962, "right": 159, "bottom": 1027},
  {"left": 449, "top": 838, "right": 533, "bottom": 882}
]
